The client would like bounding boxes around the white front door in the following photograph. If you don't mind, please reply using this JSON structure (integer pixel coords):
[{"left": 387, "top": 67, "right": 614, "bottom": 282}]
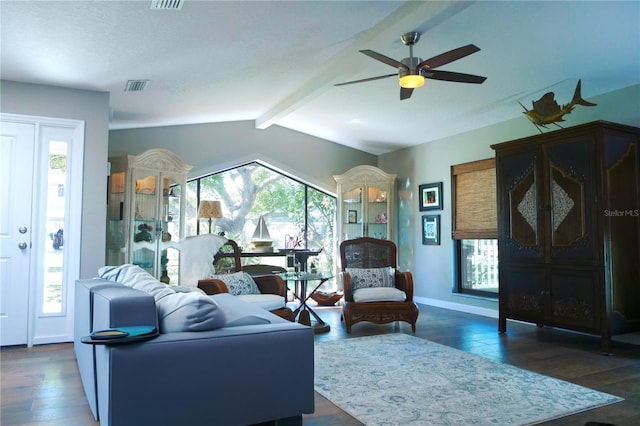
[{"left": 0, "top": 121, "right": 35, "bottom": 346}]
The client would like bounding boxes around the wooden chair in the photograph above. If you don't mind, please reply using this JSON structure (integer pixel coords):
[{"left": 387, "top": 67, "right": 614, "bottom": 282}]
[
  {"left": 340, "top": 237, "right": 419, "bottom": 333},
  {"left": 199, "top": 240, "right": 295, "bottom": 321}
]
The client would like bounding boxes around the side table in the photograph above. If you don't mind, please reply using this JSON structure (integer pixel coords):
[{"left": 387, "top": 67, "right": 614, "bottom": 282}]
[{"left": 280, "top": 272, "right": 333, "bottom": 334}]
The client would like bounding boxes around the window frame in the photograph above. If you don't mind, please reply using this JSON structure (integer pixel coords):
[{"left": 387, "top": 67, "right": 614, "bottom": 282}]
[
  {"left": 187, "top": 160, "right": 336, "bottom": 269},
  {"left": 451, "top": 158, "right": 498, "bottom": 298}
]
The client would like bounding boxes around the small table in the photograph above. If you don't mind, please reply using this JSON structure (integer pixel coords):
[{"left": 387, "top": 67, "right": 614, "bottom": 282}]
[
  {"left": 280, "top": 272, "right": 332, "bottom": 334},
  {"left": 226, "top": 249, "right": 322, "bottom": 271}
]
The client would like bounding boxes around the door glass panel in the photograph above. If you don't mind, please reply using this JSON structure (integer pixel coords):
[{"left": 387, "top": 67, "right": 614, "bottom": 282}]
[
  {"left": 133, "top": 173, "right": 157, "bottom": 275},
  {"left": 367, "top": 185, "right": 388, "bottom": 239},
  {"left": 342, "top": 187, "right": 362, "bottom": 239},
  {"left": 106, "top": 172, "right": 126, "bottom": 265},
  {"left": 162, "top": 177, "right": 180, "bottom": 283},
  {"left": 43, "top": 141, "right": 67, "bottom": 314}
]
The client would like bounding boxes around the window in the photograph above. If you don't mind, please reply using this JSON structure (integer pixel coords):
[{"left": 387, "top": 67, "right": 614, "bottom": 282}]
[
  {"left": 43, "top": 141, "right": 68, "bottom": 314},
  {"left": 186, "top": 162, "right": 336, "bottom": 274},
  {"left": 451, "top": 158, "right": 498, "bottom": 296}
]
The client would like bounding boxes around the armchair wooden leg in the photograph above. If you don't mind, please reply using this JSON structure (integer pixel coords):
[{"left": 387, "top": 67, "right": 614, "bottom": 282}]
[{"left": 344, "top": 317, "right": 352, "bottom": 333}]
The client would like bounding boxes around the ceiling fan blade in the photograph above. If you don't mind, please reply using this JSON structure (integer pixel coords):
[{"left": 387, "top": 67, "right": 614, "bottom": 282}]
[
  {"left": 360, "top": 50, "right": 408, "bottom": 70},
  {"left": 425, "top": 70, "right": 487, "bottom": 84},
  {"left": 334, "top": 73, "right": 397, "bottom": 87},
  {"left": 400, "top": 87, "right": 413, "bottom": 100},
  {"left": 418, "top": 44, "right": 481, "bottom": 69}
]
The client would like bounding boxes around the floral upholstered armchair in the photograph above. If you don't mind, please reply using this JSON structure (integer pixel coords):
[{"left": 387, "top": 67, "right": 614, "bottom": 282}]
[{"left": 340, "top": 237, "right": 419, "bottom": 333}]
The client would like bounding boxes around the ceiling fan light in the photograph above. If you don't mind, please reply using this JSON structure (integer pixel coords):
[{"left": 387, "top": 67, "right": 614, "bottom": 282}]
[{"left": 399, "top": 74, "right": 425, "bottom": 89}]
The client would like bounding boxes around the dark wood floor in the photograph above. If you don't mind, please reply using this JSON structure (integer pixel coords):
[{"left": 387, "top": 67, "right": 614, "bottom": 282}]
[{"left": 2, "top": 303, "right": 640, "bottom": 425}]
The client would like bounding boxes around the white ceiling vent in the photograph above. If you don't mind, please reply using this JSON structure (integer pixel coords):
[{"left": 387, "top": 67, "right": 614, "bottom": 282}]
[
  {"left": 150, "top": 0, "right": 184, "bottom": 10},
  {"left": 125, "top": 80, "right": 149, "bottom": 92}
]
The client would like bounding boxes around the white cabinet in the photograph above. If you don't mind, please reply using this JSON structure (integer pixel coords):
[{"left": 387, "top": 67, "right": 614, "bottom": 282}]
[
  {"left": 106, "top": 149, "right": 192, "bottom": 283},
  {"left": 334, "top": 165, "right": 396, "bottom": 242}
]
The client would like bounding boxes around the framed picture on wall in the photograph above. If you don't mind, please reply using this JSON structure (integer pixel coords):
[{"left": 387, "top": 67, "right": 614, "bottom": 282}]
[
  {"left": 348, "top": 210, "right": 358, "bottom": 224},
  {"left": 419, "top": 182, "right": 443, "bottom": 211},
  {"left": 422, "top": 214, "right": 440, "bottom": 245}
]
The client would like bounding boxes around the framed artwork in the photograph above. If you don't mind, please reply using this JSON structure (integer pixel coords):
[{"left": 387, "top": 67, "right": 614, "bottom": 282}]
[
  {"left": 419, "top": 182, "right": 443, "bottom": 211},
  {"left": 422, "top": 214, "right": 440, "bottom": 245},
  {"left": 348, "top": 210, "right": 358, "bottom": 224}
]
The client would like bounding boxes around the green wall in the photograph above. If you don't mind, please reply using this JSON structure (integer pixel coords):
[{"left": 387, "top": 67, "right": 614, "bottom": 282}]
[
  {"left": 378, "top": 84, "right": 640, "bottom": 315},
  {"left": 109, "top": 121, "right": 376, "bottom": 193},
  {"left": 1, "top": 80, "right": 110, "bottom": 279}
]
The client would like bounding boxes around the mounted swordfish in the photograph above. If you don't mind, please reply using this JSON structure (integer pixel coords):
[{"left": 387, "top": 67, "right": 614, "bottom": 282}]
[{"left": 519, "top": 79, "right": 597, "bottom": 133}]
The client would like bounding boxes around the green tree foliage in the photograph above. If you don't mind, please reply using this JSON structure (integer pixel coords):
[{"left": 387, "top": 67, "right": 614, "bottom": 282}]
[
  {"left": 49, "top": 154, "right": 66, "bottom": 172},
  {"left": 195, "top": 162, "right": 336, "bottom": 270}
]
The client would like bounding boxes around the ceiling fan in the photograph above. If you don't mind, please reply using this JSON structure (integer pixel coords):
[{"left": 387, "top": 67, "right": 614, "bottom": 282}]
[{"left": 335, "top": 32, "right": 487, "bottom": 100}]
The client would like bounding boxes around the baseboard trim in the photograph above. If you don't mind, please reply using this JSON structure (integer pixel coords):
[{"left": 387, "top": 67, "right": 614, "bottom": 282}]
[{"left": 414, "top": 296, "right": 499, "bottom": 319}]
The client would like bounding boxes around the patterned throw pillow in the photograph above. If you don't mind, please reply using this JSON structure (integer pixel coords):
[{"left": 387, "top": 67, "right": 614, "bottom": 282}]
[
  {"left": 210, "top": 271, "right": 260, "bottom": 295},
  {"left": 345, "top": 267, "right": 396, "bottom": 291}
]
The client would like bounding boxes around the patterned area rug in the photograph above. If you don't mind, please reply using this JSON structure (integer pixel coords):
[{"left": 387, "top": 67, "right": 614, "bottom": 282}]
[{"left": 314, "top": 334, "right": 623, "bottom": 426}]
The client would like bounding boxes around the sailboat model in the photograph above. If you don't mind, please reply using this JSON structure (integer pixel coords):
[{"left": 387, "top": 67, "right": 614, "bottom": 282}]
[{"left": 250, "top": 215, "right": 274, "bottom": 252}]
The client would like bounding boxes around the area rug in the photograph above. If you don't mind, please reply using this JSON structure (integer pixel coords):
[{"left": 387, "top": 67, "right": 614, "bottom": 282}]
[
  {"left": 314, "top": 334, "right": 623, "bottom": 426},
  {"left": 613, "top": 332, "right": 640, "bottom": 346}
]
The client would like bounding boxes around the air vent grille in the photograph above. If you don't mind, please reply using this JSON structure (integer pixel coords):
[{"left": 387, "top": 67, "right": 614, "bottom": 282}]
[
  {"left": 150, "top": 0, "right": 184, "bottom": 10},
  {"left": 124, "top": 80, "right": 149, "bottom": 92}
]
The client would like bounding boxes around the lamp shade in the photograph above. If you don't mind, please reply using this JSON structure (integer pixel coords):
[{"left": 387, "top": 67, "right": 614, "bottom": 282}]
[
  {"left": 399, "top": 74, "right": 425, "bottom": 89},
  {"left": 197, "top": 200, "right": 222, "bottom": 219}
]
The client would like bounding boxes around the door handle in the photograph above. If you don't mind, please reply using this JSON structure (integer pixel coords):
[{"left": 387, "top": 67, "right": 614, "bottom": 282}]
[
  {"left": 18, "top": 242, "right": 28, "bottom": 250},
  {"left": 19, "top": 226, "right": 28, "bottom": 234}
]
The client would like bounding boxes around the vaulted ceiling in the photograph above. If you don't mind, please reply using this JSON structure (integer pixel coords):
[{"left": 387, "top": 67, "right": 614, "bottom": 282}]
[{"left": 2, "top": 1, "right": 638, "bottom": 154}]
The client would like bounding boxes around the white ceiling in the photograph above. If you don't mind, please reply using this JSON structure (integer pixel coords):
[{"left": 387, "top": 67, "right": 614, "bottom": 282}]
[{"left": 2, "top": 1, "right": 639, "bottom": 155}]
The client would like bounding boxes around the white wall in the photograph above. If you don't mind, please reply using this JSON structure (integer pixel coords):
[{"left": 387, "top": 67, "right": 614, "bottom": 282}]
[
  {"left": 109, "top": 121, "right": 377, "bottom": 193},
  {"left": 1, "top": 80, "right": 110, "bottom": 279},
  {"left": 379, "top": 83, "right": 640, "bottom": 313}
]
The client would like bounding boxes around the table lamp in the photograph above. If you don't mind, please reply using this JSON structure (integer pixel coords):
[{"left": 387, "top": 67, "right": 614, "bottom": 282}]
[{"left": 197, "top": 200, "right": 222, "bottom": 233}]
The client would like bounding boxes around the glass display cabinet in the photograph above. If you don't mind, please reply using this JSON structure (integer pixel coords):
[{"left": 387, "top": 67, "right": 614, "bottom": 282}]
[
  {"left": 334, "top": 165, "right": 396, "bottom": 243},
  {"left": 106, "top": 149, "right": 192, "bottom": 284}
]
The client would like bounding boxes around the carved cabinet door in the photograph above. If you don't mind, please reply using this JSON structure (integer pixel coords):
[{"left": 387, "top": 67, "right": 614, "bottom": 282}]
[
  {"left": 498, "top": 147, "right": 544, "bottom": 263},
  {"left": 544, "top": 138, "right": 598, "bottom": 264},
  {"left": 497, "top": 138, "right": 600, "bottom": 331}
]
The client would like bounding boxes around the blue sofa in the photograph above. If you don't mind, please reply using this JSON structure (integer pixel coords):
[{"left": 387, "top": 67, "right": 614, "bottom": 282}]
[{"left": 74, "top": 277, "right": 315, "bottom": 426}]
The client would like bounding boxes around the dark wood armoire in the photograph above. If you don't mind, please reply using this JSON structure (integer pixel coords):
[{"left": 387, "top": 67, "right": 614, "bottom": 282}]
[{"left": 491, "top": 121, "right": 640, "bottom": 353}]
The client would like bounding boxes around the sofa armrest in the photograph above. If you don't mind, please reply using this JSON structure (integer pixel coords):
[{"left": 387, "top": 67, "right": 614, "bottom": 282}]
[
  {"left": 253, "top": 274, "right": 286, "bottom": 296},
  {"left": 91, "top": 284, "right": 158, "bottom": 331},
  {"left": 395, "top": 270, "right": 414, "bottom": 301},
  {"left": 74, "top": 279, "right": 126, "bottom": 420},
  {"left": 197, "top": 278, "right": 229, "bottom": 295}
]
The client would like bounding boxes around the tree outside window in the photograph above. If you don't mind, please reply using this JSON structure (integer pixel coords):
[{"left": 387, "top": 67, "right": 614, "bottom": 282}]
[{"left": 186, "top": 162, "right": 336, "bottom": 274}]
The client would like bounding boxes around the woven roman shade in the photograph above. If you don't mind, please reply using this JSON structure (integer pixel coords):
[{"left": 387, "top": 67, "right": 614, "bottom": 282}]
[{"left": 451, "top": 158, "right": 497, "bottom": 239}]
